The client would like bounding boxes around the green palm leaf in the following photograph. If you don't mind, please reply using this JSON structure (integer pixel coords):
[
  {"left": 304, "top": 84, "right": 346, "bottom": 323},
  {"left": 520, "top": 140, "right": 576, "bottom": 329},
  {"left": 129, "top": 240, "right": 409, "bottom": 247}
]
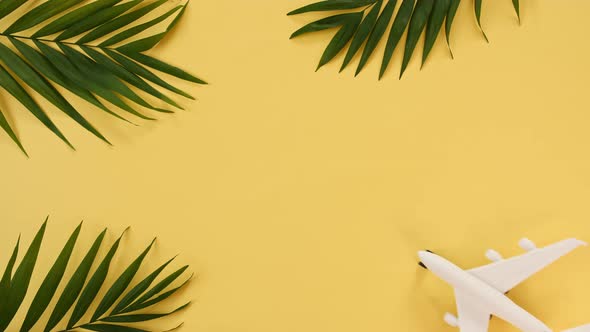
[
  {"left": 422, "top": 0, "right": 451, "bottom": 67},
  {"left": 317, "top": 12, "right": 363, "bottom": 70},
  {"left": 288, "top": 0, "right": 522, "bottom": 79},
  {"left": 118, "top": 266, "right": 191, "bottom": 314},
  {"left": 355, "top": 0, "right": 397, "bottom": 75},
  {"left": 100, "top": 303, "right": 190, "bottom": 323},
  {"left": 0, "top": 0, "right": 206, "bottom": 156},
  {"left": 0, "top": 218, "right": 47, "bottom": 331},
  {"left": 0, "top": 235, "right": 20, "bottom": 318},
  {"left": 111, "top": 256, "right": 176, "bottom": 314},
  {"left": 91, "top": 239, "right": 156, "bottom": 321},
  {"left": 444, "top": 0, "right": 461, "bottom": 58},
  {"left": 78, "top": 324, "right": 149, "bottom": 332},
  {"left": 0, "top": 219, "right": 192, "bottom": 332},
  {"left": 0, "top": 109, "right": 26, "bottom": 155},
  {"left": 45, "top": 229, "right": 107, "bottom": 332},
  {"left": 399, "top": 0, "right": 434, "bottom": 79},
  {"left": 120, "top": 273, "right": 192, "bottom": 315},
  {"left": 68, "top": 228, "right": 128, "bottom": 329},
  {"left": 340, "top": 0, "right": 383, "bottom": 72},
  {"left": 19, "top": 222, "right": 82, "bottom": 332}
]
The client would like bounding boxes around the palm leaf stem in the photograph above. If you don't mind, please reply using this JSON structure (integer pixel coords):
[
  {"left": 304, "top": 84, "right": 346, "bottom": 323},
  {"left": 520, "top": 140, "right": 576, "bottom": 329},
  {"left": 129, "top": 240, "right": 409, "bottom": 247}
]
[{"left": 0, "top": 32, "right": 115, "bottom": 50}]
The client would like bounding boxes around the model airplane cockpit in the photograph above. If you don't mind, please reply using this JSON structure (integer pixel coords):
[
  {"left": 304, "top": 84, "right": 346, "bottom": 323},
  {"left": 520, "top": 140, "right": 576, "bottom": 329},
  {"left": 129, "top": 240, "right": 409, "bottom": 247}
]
[{"left": 417, "top": 238, "right": 589, "bottom": 332}]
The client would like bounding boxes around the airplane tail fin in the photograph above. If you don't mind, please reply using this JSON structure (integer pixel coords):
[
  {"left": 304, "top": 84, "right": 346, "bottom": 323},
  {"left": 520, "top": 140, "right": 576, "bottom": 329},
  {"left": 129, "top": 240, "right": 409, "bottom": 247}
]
[{"left": 563, "top": 324, "right": 590, "bottom": 332}]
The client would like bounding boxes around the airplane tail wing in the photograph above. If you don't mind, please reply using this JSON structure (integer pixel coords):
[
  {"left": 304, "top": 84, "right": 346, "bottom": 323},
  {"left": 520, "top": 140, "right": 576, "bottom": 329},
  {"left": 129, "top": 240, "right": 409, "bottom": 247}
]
[{"left": 563, "top": 324, "right": 590, "bottom": 332}]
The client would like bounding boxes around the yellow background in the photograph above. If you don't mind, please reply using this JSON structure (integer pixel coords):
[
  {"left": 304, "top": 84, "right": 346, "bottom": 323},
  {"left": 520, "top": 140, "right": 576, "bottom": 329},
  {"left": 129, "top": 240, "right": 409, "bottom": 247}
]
[{"left": 1, "top": 0, "right": 590, "bottom": 331}]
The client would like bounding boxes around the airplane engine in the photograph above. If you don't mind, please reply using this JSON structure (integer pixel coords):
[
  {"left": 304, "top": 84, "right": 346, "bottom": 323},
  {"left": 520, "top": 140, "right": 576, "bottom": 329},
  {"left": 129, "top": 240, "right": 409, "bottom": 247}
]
[
  {"left": 485, "top": 249, "right": 503, "bottom": 262},
  {"left": 519, "top": 238, "right": 537, "bottom": 252},
  {"left": 444, "top": 313, "right": 459, "bottom": 328}
]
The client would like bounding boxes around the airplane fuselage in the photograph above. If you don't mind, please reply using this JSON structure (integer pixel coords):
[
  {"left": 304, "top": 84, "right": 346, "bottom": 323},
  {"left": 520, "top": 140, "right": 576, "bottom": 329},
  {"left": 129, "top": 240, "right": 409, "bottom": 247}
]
[{"left": 418, "top": 251, "right": 552, "bottom": 332}]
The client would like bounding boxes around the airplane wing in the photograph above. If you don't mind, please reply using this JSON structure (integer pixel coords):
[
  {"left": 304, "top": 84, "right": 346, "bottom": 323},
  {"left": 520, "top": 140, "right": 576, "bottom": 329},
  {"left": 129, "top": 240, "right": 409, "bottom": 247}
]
[
  {"left": 563, "top": 324, "right": 590, "bottom": 332},
  {"left": 454, "top": 289, "right": 490, "bottom": 332},
  {"left": 468, "top": 238, "right": 586, "bottom": 294}
]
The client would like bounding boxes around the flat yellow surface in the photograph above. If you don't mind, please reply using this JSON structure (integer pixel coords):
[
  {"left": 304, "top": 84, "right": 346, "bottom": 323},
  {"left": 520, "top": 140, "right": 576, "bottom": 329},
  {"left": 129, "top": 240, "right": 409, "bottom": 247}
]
[{"left": 1, "top": 0, "right": 590, "bottom": 331}]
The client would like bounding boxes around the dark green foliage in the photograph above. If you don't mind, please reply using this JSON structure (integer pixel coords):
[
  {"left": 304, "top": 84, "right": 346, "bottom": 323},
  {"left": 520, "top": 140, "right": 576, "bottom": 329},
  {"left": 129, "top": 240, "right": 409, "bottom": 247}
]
[
  {"left": 0, "top": 219, "right": 192, "bottom": 332},
  {"left": 288, "top": 0, "right": 521, "bottom": 79},
  {"left": 0, "top": 0, "right": 206, "bottom": 156}
]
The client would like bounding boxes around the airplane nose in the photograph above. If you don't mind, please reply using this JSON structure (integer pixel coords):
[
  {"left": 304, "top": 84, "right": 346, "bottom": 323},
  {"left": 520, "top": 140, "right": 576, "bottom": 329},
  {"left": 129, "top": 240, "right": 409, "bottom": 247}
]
[
  {"left": 418, "top": 251, "right": 429, "bottom": 269},
  {"left": 418, "top": 250, "right": 430, "bottom": 260},
  {"left": 418, "top": 250, "right": 426, "bottom": 258}
]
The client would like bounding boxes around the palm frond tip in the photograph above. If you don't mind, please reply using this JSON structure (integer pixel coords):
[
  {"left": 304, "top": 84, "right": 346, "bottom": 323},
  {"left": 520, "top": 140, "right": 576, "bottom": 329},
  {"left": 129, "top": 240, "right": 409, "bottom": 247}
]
[
  {"left": 0, "top": 0, "right": 206, "bottom": 156},
  {"left": 0, "top": 218, "right": 192, "bottom": 332},
  {"left": 288, "top": 0, "right": 521, "bottom": 79}
]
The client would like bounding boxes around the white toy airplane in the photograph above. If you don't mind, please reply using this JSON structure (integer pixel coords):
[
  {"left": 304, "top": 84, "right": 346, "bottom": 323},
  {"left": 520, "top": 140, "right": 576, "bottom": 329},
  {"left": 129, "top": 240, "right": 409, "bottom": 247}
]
[{"left": 417, "top": 238, "right": 587, "bottom": 332}]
